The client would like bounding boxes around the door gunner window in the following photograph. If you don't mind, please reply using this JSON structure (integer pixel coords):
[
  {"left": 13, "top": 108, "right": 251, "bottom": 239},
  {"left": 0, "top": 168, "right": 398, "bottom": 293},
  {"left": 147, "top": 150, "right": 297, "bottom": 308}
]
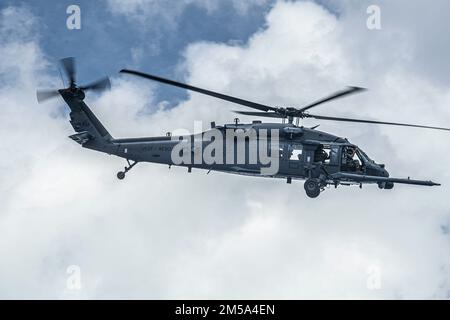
[{"left": 314, "top": 146, "right": 330, "bottom": 163}]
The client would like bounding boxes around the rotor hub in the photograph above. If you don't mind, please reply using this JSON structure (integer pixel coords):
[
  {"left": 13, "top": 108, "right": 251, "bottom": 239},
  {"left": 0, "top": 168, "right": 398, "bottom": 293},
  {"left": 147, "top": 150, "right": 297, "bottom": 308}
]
[{"left": 36, "top": 57, "right": 111, "bottom": 104}]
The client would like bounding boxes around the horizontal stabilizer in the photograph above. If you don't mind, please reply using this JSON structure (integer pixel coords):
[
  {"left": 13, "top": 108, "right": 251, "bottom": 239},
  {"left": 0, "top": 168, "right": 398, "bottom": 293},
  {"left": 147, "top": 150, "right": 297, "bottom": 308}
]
[{"left": 69, "top": 131, "right": 93, "bottom": 145}]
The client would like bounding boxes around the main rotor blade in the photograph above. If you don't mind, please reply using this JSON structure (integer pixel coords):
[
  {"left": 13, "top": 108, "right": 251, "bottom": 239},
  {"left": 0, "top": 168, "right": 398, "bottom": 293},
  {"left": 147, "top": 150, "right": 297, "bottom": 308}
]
[
  {"left": 36, "top": 89, "right": 60, "bottom": 103},
  {"left": 60, "top": 57, "right": 76, "bottom": 86},
  {"left": 80, "top": 77, "right": 111, "bottom": 92},
  {"left": 298, "top": 86, "right": 367, "bottom": 112},
  {"left": 120, "top": 69, "right": 276, "bottom": 112},
  {"left": 306, "top": 114, "right": 450, "bottom": 131},
  {"left": 234, "top": 110, "right": 285, "bottom": 118}
]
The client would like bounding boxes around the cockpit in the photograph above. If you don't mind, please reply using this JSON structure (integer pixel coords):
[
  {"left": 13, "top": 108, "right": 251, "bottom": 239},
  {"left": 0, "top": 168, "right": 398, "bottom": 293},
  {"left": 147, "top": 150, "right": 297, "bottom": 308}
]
[
  {"left": 340, "top": 146, "right": 359, "bottom": 171},
  {"left": 340, "top": 145, "right": 376, "bottom": 172},
  {"left": 284, "top": 141, "right": 381, "bottom": 175},
  {"left": 308, "top": 143, "right": 376, "bottom": 173}
]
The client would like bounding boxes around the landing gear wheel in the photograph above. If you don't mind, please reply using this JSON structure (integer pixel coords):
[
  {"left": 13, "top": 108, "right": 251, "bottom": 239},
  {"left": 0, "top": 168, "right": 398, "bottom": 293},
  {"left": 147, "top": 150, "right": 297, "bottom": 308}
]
[
  {"left": 304, "top": 178, "right": 321, "bottom": 198},
  {"left": 116, "top": 159, "right": 138, "bottom": 180}
]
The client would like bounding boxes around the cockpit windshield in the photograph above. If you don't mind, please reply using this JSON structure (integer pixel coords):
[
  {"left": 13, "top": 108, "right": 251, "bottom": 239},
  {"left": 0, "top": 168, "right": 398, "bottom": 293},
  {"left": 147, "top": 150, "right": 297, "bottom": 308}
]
[{"left": 356, "top": 148, "right": 374, "bottom": 164}]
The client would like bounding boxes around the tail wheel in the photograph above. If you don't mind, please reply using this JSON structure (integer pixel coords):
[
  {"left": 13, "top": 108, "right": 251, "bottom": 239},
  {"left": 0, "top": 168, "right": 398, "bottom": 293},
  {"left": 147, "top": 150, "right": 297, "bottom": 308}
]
[
  {"left": 117, "top": 171, "right": 125, "bottom": 180},
  {"left": 304, "top": 178, "right": 321, "bottom": 198}
]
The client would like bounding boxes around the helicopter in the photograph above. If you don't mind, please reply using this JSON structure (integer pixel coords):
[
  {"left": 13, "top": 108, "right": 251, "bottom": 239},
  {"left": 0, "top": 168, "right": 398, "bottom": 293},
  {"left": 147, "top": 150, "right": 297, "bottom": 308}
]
[{"left": 37, "top": 58, "right": 449, "bottom": 198}]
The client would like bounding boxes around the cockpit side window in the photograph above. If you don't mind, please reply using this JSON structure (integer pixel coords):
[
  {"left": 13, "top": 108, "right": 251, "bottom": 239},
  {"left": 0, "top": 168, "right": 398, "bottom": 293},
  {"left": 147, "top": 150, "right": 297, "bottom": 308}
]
[{"left": 342, "top": 146, "right": 363, "bottom": 171}]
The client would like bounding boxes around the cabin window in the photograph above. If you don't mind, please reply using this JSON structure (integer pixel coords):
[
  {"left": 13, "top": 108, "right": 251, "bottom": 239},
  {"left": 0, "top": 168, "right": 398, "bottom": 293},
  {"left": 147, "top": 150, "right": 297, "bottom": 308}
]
[{"left": 288, "top": 144, "right": 303, "bottom": 161}]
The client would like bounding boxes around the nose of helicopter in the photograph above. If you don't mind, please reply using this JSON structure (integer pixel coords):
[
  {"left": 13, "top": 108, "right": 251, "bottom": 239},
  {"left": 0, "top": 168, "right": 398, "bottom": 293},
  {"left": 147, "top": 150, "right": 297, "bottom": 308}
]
[{"left": 373, "top": 162, "right": 389, "bottom": 177}]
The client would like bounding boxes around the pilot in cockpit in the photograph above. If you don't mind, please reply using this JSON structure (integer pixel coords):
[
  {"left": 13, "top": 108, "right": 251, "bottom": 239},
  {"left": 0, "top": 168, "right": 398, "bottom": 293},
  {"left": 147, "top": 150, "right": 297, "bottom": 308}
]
[{"left": 344, "top": 147, "right": 361, "bottom": 171}]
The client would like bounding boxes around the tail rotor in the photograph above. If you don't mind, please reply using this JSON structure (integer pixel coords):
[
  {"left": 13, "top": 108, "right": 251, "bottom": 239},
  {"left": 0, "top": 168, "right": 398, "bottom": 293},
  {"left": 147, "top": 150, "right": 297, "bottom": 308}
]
[{"left": 36, "top": 57, "right": 111, "bottom": 104}]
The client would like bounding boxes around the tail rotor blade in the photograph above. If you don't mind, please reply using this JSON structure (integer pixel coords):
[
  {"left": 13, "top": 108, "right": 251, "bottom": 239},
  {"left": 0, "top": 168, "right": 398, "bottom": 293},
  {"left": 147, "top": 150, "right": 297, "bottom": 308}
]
[
  {"left": 60, "top": 57, "right": 76, "bottom": 86},
  {"left": 36, "top": 89, "right": 60, "bottom": 103},
  {"left": 80, "top": 77, "right": 111, "bottom": 92}
]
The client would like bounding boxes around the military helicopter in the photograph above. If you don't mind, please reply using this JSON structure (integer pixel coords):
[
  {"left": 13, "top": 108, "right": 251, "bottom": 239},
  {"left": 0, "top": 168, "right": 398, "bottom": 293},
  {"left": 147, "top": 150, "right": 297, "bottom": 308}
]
[{"left": 37, "top": 58, "right": 449, "bottom": 198}]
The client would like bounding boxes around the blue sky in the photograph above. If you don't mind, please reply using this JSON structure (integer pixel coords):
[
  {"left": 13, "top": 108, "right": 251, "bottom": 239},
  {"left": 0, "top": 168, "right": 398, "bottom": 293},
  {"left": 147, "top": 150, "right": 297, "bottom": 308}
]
[{"left": 0, "top": 0, "right": 277, "bottom": 104}]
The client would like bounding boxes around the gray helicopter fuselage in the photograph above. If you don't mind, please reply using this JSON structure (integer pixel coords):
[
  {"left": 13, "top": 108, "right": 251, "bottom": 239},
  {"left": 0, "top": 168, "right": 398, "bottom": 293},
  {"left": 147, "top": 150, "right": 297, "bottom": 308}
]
[{"left": 79, "top": 118, "right": 386, "bottom": 182}]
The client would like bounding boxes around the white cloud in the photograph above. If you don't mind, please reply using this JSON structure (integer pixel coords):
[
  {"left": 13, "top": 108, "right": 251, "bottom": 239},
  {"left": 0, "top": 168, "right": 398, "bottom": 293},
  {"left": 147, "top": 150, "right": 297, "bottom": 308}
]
[{"left": 1, "top": 1, "right": 450, "bottom": 299}]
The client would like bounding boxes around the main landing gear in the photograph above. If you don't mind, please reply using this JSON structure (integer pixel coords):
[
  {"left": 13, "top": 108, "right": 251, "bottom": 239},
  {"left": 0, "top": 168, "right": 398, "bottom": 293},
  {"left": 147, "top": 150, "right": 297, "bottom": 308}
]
[
  {"left": 117, "top": 159, "right": 138, "bottom": 180},
  {"left": 304, "top": 178, "right": 323, "bottom": 198}
]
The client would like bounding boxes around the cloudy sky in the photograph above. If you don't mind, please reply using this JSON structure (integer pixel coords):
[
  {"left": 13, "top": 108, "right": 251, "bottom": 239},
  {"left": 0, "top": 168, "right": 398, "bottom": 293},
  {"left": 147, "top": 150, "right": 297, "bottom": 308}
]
[{"left": 1, "top": 0, "right": 450, "bottom": 299}]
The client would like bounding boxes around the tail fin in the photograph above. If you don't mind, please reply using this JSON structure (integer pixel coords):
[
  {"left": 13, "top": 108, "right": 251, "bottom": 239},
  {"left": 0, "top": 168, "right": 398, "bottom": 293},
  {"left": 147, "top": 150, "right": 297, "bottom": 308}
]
[{"left": 60, "top": 90, "right": 112, "bottom": 142}]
